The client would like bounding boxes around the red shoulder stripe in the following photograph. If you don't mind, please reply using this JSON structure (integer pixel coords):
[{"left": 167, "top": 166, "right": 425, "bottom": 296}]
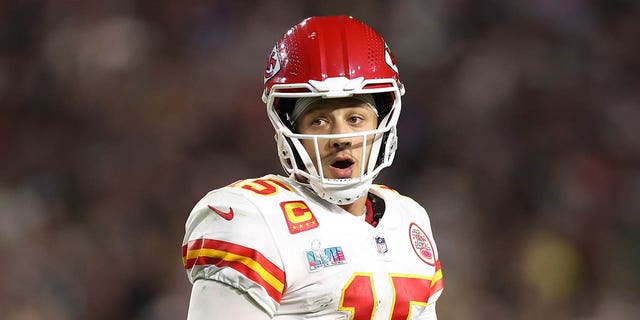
[
  {"left": 182, "top": 238, "right": 286, "bottom": 302},
  {"left": 429, "top": 260, "right": 444, "bottom": 295}
]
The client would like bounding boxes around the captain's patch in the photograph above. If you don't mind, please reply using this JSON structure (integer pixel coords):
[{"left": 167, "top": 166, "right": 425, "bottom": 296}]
[{"left": 280, "top": 200, "right": 319, "bottom": 234}]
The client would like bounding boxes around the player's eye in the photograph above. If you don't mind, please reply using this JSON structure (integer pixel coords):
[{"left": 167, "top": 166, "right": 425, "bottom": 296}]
[
  {"left": 348, "top": 115, "right": 364, "bottom": 125},
  {"left": 311, "top": 118, "right": 327, "bottom": 126}
]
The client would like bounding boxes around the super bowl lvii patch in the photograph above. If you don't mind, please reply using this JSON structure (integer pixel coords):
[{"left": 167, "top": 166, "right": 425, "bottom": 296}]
[{"left": 305, "top": 240, "right": 347, "bottom": 271}]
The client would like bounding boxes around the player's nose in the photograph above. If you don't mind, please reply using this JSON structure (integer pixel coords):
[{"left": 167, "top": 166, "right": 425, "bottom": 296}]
[{"left": 329, "top": 121, "right": 353, "bottom": 148}]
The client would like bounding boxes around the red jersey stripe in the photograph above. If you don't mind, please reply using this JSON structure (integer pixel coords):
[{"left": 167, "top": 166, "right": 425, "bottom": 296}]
[
  {"left": 182, "top": 238, "right": 286, "bottom": 303},
  {"left": 430, "top": 260, "right": 444, "bottom": 295}
]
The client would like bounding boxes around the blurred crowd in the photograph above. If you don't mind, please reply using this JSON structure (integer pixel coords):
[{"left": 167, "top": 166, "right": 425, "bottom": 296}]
[{"left": 1, "top": 1, "right": 638, "bottom": 319}]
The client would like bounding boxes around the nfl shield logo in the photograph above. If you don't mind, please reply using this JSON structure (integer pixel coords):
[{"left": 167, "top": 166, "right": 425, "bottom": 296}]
[{"left": 375, "top": 236, "right": 388, "bottom": 254}]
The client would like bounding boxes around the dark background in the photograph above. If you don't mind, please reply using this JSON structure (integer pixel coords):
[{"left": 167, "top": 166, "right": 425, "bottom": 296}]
[{"left": 1, "top": 1, "right": 639, "bottom": 319}]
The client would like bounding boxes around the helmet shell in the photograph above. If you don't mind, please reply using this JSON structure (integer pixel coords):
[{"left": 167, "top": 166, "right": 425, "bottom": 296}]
[{"left": 263, "top": 15, "right": 403, "bottom": 100}]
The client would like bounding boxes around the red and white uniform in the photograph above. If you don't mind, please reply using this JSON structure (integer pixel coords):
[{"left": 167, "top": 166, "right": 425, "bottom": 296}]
[{"left": 182, "top": 175, "right": 443, "bottom": 319}]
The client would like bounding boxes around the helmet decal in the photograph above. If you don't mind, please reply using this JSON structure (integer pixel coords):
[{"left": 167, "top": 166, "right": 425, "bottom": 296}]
[
  {"left": 384, "top": 42, "right": 399, "bottom": 74},
  {"left": 264, "top": 45, "right": 281, "bottom": 83}
]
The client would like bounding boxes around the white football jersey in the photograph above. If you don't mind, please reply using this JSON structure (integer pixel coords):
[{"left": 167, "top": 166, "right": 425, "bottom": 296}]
[{"left": 182, "top": 175, "right": 443, "bottom": 319}]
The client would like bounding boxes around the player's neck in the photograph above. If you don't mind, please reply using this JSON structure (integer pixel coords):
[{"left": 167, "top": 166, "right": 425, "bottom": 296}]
[{"left": 339, "top": 196, "right": 368, "bottom": 217}]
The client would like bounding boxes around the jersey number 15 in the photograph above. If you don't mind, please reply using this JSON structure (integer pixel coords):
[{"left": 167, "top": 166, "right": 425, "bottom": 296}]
[{"left": 339, "top": 272, "right": 432, "bottom": 319}]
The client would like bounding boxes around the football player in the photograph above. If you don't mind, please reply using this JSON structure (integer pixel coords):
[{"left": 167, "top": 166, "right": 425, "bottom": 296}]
[{"left": 183, "top": 15, "right": 443, "bottom": 319}]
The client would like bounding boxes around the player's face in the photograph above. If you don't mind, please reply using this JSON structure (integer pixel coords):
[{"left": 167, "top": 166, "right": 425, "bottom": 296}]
[{"left": 295, "top": 98, "right": 378, "bottom": 180}]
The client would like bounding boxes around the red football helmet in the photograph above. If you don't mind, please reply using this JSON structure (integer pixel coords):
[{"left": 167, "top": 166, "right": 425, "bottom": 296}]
[{"left": 263, "top": 16, "right": 405, "bottom": 204}]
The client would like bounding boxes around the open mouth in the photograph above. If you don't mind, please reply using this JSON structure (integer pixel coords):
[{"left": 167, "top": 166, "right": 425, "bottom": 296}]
[
  {"left": 331, "top": 159, "right": 354, "bottom": 169},
  {"left": 328, "top": 157, "right": 355, "bottom": 178}
]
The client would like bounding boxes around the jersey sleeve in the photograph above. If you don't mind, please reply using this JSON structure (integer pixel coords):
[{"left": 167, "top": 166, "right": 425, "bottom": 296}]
[
  {"left": 390, "top": 189, "right": 444, "bottom": 316},
  {"left": 428, "top": 259, "right": 444, "bottom": 303},
  {"left": 182, "top": 188, "right": 285, "bottom": 317}
]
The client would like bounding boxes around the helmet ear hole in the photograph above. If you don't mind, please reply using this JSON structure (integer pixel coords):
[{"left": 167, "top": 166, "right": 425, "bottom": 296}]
[{"left": 275, "top": 134, "right": 293, "bottom": 173}]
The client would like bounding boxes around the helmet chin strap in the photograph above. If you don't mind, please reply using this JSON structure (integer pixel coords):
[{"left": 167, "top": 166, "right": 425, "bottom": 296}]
[{"left": 310, "top": 179, "right": 371, "bottom": 205}]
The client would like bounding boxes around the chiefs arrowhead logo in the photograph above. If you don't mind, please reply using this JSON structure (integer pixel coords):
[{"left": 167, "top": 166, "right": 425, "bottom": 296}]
[
  {"left": 264, "top": 45, "right": 281, "bottom": 83},
  {"left": 384, "top": 42, "right": 399, "bottom": 74},
  {"left": 409, "top": 222, "right": 435, "bottom": 266},
  {"left": 208, "top": 205, "right": 234, "bottom": 221}
]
